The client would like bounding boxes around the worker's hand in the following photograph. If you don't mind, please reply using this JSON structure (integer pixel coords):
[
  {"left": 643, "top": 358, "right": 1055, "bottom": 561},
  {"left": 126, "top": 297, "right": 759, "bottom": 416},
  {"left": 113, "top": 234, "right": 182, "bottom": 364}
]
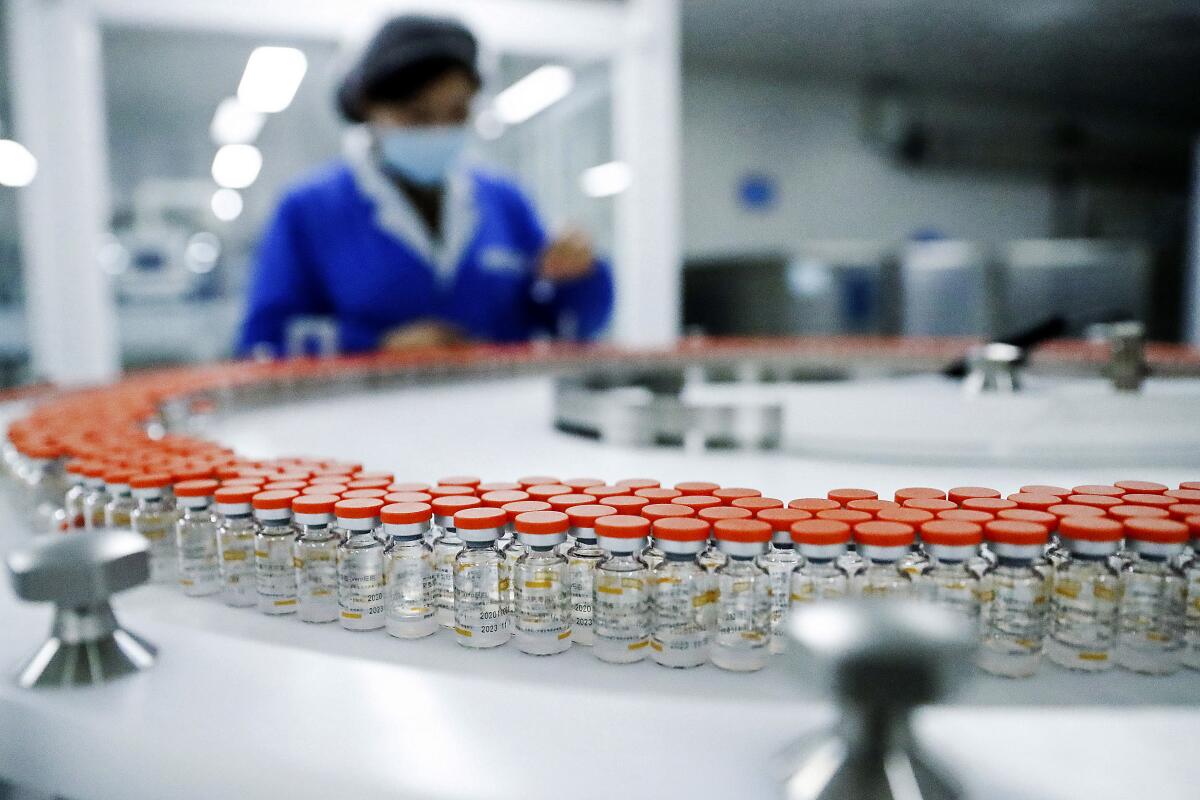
[
  {"left": 538, "top": 229, "right": 595, "bottom": 283},
  {"left": 380, "top": 320, "right": 466, "bottom": 350}
]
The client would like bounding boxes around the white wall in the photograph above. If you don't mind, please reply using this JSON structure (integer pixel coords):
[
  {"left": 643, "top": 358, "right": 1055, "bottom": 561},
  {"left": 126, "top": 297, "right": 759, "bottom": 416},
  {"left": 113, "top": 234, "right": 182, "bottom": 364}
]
[{"left": 681, "top": 71, "right": 1056, "bottom": 256}]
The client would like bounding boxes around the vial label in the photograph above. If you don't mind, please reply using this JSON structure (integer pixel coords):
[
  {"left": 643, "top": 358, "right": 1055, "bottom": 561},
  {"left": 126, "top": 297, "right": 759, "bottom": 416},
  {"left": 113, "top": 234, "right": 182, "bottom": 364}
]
[
  {"left": 593, "top": 572, "right": 650, "bottom": 659},
  {"left": 453, "top": 560, "right": 511, "bottom": 647},
  {"left": 135, "top": 516, "right": 176, "bottom": 584},
  {"left": 712, "top": 572, "right": 770, "bottom": 671},
  {"left": 650, "top": 573, "right": 713, "bottom": 667},
  {"left": 386, "top": 549, "right": 437, "bottom": 637},
  {"left": 1116, "top": 569, "right": 1186, "bottom": 674},
  {"left": 177, "top": 522, "right": 220, "bottom": 596},
  {"left": 219, "top": 531, "right": 256, "bottom": 607},
  {"left": 255, "top": 535, "right": 298, "bottom": 614},
  {"left": 790, "top": 571, "right": 849, "bottom": 605},
  {"left": 979, "top": 572, "right": 1049, "bottom": 677},
  {"left": 434, "top": 541, "right": 463, "bottom": 626},
  {"left": 763, "top": 561, "right": 797, "bottom": 653},
  {"left": 1048, "top": 569, "right": 1120, "bottom": 669},
  {"left": 296, "top": 544, "right": 339, "bottom": 623},
  {"left": 568, "top": 558, "right": 599, "bottom": 644},
  {"left": 338, "top": 547, "right": 385, "bottom": 630},
  {"left": 514, "top": 562, "right": 571, "bottom": 654}
]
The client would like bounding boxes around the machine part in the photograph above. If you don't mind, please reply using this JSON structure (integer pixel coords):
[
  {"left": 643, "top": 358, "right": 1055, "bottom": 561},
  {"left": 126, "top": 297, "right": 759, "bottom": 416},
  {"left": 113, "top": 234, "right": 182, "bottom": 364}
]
[
  {"left": 1103, "top": 321, "right": 1149, "bottom": 392},
  {"left": 5, "top": 529, "right": 156, "bottom": 688},
  {"left": 963, "top": 342, "right": 1022, "bottom": 394},
  {"left": 777, "top": 599, "right": 975, "bottom": 800}
]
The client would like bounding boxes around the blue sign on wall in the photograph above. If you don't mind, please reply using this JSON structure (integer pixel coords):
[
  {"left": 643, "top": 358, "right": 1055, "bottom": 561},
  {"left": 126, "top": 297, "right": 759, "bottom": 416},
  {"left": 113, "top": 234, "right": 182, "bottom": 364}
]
[{"left": 738, "top": 172, "right": 778, "bottom": 212}]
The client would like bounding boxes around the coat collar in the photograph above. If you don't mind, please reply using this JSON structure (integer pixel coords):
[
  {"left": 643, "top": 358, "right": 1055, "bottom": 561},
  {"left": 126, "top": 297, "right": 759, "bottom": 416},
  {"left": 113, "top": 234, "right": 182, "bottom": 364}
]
[{"left": 343, "top": 126, "right": 479, "bottom": 285}]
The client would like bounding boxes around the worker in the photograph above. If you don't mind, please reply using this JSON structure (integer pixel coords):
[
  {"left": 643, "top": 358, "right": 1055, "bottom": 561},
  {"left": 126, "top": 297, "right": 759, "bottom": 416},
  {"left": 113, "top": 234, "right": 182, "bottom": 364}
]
[{"left": 238, "top": 15, "right": 613, "bottom": 355}]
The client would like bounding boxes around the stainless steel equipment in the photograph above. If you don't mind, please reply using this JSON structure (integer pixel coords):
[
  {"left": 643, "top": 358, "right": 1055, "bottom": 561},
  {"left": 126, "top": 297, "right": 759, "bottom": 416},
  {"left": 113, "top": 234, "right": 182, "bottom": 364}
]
[
  {"left": 778, "top": 600, "right": 976, "bottom": 800},
  {"left": 963, "top": 342, "right": 1023, "bottom": 394},
  {"left": 6, "top": 529, "right": 156, "bottom": 688}
]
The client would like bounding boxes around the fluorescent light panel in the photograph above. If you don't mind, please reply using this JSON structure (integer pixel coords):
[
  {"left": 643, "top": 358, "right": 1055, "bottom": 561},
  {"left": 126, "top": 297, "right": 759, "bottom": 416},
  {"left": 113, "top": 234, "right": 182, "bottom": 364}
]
[
  {"left": 0, "top": 139, "right": 38, "bottom": 187},
  {"left": 210, "top": 97, "right": 266, "bottom": 145},
  {"left": 237, "top": 46, "right": 308, "bottom": 113},
  {"left": 580, "top": 161, "right": 632, "bottom": 198},
  {"left": 211, "top": 145, "right": 262, "bottom": 189},
  {"left": 493, "top": 65, "right": 574, "bottom": 125}
]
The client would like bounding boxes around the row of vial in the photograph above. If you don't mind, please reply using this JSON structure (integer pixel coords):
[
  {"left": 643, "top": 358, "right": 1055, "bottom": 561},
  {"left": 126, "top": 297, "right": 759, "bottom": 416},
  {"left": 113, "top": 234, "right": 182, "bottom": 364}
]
[{"left": 64, "top": 471, "right": 1200, "bottom": 675}]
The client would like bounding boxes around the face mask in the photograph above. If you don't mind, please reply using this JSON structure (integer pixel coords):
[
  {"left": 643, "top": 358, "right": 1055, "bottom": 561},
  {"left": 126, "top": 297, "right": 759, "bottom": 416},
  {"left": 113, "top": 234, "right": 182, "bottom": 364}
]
[{"left": 374, "top": 125, "right": 467, "bottom": 187}]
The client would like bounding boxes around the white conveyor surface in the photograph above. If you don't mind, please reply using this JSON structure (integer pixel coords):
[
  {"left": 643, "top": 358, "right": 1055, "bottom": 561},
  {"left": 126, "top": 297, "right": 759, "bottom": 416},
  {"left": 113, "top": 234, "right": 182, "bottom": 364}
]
[{"left": 1, "top": 376, "right": 1198, "bottom": 800}]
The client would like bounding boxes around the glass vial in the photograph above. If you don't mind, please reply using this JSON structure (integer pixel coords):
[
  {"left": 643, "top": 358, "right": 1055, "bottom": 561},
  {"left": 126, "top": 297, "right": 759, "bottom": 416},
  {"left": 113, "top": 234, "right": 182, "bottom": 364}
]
[
  {"left": 756, "top": 508, "right": 809, "bottom": 655},
  {"left": 512, "top": 510, "right": 572, "bottom": 655},
  {"left": 1047, "top": 517, "right": 1123, "bottom": 672},
  {"left": 215, "top": 486, "right": 259, "bottom": 608},
  {"left": 431, "top": 495, "right": 481, "bottom": 628},
  {"left": 564, "top": 504, "right": 616, "bottom": 646},
  {"left": 500, "top": 499, "right": 550, "bottom": 618},
  {"left": 452, "top": 507, "right": 511, "bottom": 648},
  {"left": 978, "top": 520, "right": 1051, "bottom": 677},
  {"left": 789, "top": 520, "right": 853, "bottom": 607},
  {"left": 174, "top": 479, "right": 222, "bottom": 596},
  {"left": 59, "top": 459, "right": 88, "bottom": 532},
  {"left": 852, "top": 521, "right": 917, "bottom": 599},
  {"left": 1116, "top": 518, "right": 1189, "bottom": 675},
  {"left": 711, "top": 518, "right": 773, "bottom": 672},
  {"left": 130, "top": 472, "right": 177, "bottom": 584},
  {"left": 102, "top": 470, "right": 136, "bottom": 532},
  {"left": 80, "top": 465, "right": 111, "bottom": 531},
  {"left": 382, "top": 501, "right": 437, "bottom": 638},
  {"left": 649, "top": 517, "right": 714, "bottom": 668},
  {"left": 293, "top": 494, "right": 340, "bottom": 623},
  {"left": 1185, "top": 522, "right": 1200, "bottom": 671},
  {"left": 919, "top": 520, "right": 991, "bottom": 634},
  {"left": 252, "top": 490, "right": 300, "bottom": 615},
  {"left": 334, "top": 498, "right": 386, "bottom": 631},
  {"left": 593, "top": 515, "right": 653, "bottom": 663}
]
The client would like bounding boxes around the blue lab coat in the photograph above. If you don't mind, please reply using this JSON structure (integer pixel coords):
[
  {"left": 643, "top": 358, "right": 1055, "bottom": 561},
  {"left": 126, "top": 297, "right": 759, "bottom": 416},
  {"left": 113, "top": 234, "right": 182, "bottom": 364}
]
[{"left": 237, "top": 151, "right": 613, "bottom": 355}]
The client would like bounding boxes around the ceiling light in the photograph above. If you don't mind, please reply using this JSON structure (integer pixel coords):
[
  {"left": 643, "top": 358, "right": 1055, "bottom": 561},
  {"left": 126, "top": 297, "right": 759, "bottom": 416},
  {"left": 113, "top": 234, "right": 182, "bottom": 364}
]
[
  {"left": 211, "top": 145, "right": 262, "bottom": 189},
  {"left": 237, "top": 46, "right": 308, "bottom": 113},
  {"left": 0, "top": 139, "right": 38, "bottom": 187},
  {"left": 493, "top": 65, "right": 574, "bottom": 125},
  {"left": 210, "top": 97, "right": 266, "bottom": 145},
  {"left": 580, "top": 161, "right": 632, "bottom": 197},
  {"left": 210, "top": 188, "right": 244, "bottom": 222}
]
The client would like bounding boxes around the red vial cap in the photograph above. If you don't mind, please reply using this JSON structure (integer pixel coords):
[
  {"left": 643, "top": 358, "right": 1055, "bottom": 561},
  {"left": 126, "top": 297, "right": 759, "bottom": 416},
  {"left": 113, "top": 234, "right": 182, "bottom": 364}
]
[
  {"left": 894, "top": 487, "right": 946, "bottom": 503},
  {"left": 962, "top": 497, "right": 1018, "bottom": 513},
  {"left": 566, "top": 504, "right": 617, "bottom": 527},
  {"left": 1072, "top": 484, "right": 1124, "bottom": 497},
  {"left": 1059, "top": 516, "right": 1123, "bottom": 542},
  {"left": 294, "top": 494, "right": 339, "bottom": 514},
  {"left": 437, "top": 475, "right": 480, "bottom": 488},
  {"left": 514, "top": 510, "right": 569, "bottom": 534},
  {"left": 430, "top": 496, "right": 481, "bottom": 516},
  {"left": 920, "top": 519, "right": 983, "bottom": 545},
  {"left": 383, "top": 491, "right": 431, "bottom": 503},
  {"left": 616, "top": 478, "right": 659, "bottom": 490},
  {"left": 214, "top": 485, "right": 257, "bottom": 504},
  {"left": 428, "top": 485, "right": 475, "bottom": 498},
  {"left": 642, "top": 503, "right": 695, "bottom": 522},
  {"left": 1114, "top": 480, "right": 1168, "bottom": 494},
  {"left": 1124, "top": 517, "right": 1188, "bottom": 544},
  {"left": 563, "top": 477, "right": 605, "bottom": 491},
  {"left": 938, "top": 509, "right": 994, "bottom": 524},
  {"left": 1181, "top": 482, "right": 1200, "bottom": 491},
  {"left": 828, "top": 488, "right": 876, "bottom": 504},
  {"left": 1108, "top": 505, "right": 1169, "bottom": 522},
  {"left": 984, "top": 519, "right": 1048, "bottom": 545},
  {"left": 130, "top": 472, "right": 171, "bottom": 489},
  {"left": 947, "top": 486, "right": 1000, "bottom": 504},
  {"left": 713, "top": 518, "right": 771, "bottom": 543},
  {"left": 674, "top": 481, "right": 720, "bottom": 495},
  {"left": 712, "top": 487, "right": 761, "bottom": 503},
  {"left": 547, "top": 493, "right": 598, "bottom": 512},
  {"left": 1067, "top": 494, "right": 1122, "bottom": 509},
  {"left": 789, "top": 497, "right": 840, "bottom": 513},
  {"left": 175, "top": 478, "right": 219, "bottom": 497},
  {"left": 697, "top": 506, "right": 752, "bottom": 523},
  {"left": 253, "top": 490, "right": 299, "bottom": 510},
  {"left": 731, "top": 496, "right": 784, "bottom": 512},
  {"left": 1167, "top": 503, "right": 1200, "bottom": 522},
  {"left": 790, "top": 519, "right": 851, "bottom": 545},
  {"left": 903, "top": 498, "right": 957, "bottom": 513},
  {"left": 603, "top": 495, "right": 650, "bottom": 513},
  {"left": 756, "top": 507, "right": 812, "bottom": 531},
  {"left": 304, "top": 484, "right": 346, "bottom": 496},
  {"left": 996, "top": 508, "right": 1056, "bottom": 532},
  {"left": 103, "top": 468, "right": 134, "bottom": 484},
  {"left": 636, "top": 488, "right": 682, "bottom": 501},
  {"left": 876, "top": 507, "right": 934, "bottom": 525},
  {"left": 846, "top": 498, "right": 901, "bottom": 516},
  {"left": 455, "top": 507, "right": 507, "bottom": 530},
  {"left": 477, "top": 482, "right": 520, "bottom": 494},
  {"left": 1047, "top": 503, "right": 1105, "bottom": 519},
  {"left": 1165, "top": 489, "right": 1200, "bottom": 503},
  {"left": 343, "top": 489, "right": 387, "bottom": 500},
  {"left": 516, "top": 475, "right": 559, "bottom": 488},
  {"left": 585, "top": 485, "right": 627, "bottom": 499},
  {"left": 380, "top": 501, "right": 432, "bottom": 524},
  {"left": 223, "top": 476, "right": 268, "bottom": 487},
  {"left": 1020, "top": 484, "right": 1070, "bottom": 498},
  {"left": 525, "top": 483, "right": 573, "bottom": 500},
  {"left": 853, "top": 521, "right": 914, "bottom": 547},
  {"left": 1119, "top": 493, "right": 1175, "bottom": 509},
  {"left": 1007, "top": 492, "right": 1060, "bottom": 511},
  {"left": 481, "top": 490, "right": 529, "bottom": 507},
  {"left": 388, "top": 481, "right": 431, "bottom": 493},
  {"left": 673, "top": 495, "right": 722, "bottom": 511},
  {"left": 817, "top": 508, "right": 872, "bottom": 525},
  {"left": 347, "top": 478, "right": 390, "bottom": 490},
  {"left": 652, "top": 516, "right": 710, "bottom": 541},
  {"left": 264, "top": 480, "right": 307, "bottom": 491},
  {"left": 501, "top": 500, "right": 552, "bottom": 518},
  {"left": 595, "top": 514, "right": 652, "bottom": 538}
]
